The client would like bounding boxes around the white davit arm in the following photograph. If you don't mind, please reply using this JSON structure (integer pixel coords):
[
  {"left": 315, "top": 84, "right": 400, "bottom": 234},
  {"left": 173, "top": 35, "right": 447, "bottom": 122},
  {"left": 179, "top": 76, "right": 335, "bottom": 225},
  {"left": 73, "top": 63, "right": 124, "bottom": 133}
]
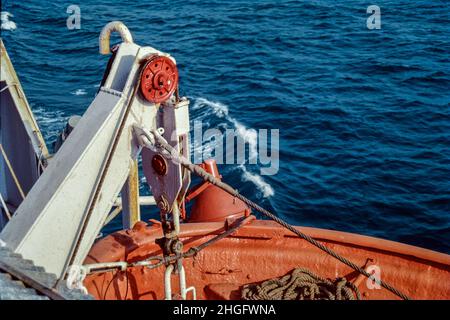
[{"left": 0, "top": 23, "right": 180, "bottom": 280}]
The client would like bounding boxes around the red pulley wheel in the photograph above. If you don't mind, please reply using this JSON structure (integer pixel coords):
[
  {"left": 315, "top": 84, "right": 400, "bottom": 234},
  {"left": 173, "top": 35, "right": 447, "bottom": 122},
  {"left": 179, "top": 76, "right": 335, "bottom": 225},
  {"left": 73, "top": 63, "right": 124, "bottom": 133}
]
[{"left": 140, "top": 56, "right": 178, "bottom": 103}]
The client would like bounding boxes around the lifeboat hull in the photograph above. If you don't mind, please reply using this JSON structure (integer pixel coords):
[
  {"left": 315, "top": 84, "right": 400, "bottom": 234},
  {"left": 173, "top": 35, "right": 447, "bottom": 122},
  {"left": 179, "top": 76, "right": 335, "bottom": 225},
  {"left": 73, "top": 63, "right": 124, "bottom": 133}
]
[{"left": 84, "top": 219, "right": 450, "bottom": 300}]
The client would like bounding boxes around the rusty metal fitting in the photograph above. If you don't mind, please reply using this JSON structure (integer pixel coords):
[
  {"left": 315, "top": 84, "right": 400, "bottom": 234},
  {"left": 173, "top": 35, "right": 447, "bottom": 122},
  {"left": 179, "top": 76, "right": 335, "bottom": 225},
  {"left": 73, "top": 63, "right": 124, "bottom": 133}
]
[
  {"left": 157, "top": 195, "right": 170, "bottom": 214},
  {"left": 152, "top": 154, "right": 168, "bottom": 176},
  {"left": 170, "top": 239, "right": 183, "bottom": 255},
  {"left": 157, "top": 237, "right": 183, "bottom": 256}
]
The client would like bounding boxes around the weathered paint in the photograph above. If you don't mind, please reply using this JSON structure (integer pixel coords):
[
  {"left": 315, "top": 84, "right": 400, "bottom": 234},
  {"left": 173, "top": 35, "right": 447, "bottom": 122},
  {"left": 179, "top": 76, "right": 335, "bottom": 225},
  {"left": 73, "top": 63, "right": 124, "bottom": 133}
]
[{"left": 121, "top": 159, "right": 141, "bottom": 229}]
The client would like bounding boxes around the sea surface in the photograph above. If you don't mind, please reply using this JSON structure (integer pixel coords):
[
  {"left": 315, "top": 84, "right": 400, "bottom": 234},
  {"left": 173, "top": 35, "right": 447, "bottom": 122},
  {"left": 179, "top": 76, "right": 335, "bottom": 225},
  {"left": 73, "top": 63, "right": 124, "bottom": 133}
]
[{"left": 1, "top": 0, "right": 449, "bottom": 253}]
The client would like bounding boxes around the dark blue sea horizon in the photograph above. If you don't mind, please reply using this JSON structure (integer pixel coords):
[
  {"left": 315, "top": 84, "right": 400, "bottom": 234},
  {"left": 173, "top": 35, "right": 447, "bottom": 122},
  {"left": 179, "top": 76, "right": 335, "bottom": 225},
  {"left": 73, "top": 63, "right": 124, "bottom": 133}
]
[{"left": 1, "top": 0, "right": 449, "bottom": 253}]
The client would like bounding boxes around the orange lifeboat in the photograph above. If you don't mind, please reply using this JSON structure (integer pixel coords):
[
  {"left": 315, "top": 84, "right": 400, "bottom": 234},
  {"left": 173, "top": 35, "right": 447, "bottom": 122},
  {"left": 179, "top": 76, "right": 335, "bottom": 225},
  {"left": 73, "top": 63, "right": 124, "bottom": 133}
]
[
  {"left": 84, "top": 219, "right": 450, "bottom": 300},
  {"left": 83, "top": 161, "right": 450, "bottom": 300}
]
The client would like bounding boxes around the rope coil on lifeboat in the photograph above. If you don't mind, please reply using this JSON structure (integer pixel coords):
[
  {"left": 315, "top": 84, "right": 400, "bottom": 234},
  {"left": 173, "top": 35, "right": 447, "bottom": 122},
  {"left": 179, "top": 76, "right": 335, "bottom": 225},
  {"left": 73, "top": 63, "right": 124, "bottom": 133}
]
[{"left": 241, "top": 268, "right": 361, "bottom": 300}]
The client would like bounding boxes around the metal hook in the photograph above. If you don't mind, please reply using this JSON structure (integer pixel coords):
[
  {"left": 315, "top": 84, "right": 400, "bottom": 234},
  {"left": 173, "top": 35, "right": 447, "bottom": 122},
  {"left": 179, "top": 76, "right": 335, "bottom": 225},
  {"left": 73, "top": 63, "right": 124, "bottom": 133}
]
[{"left": 99, "top": 21, "right": 133, "bottom": 55}]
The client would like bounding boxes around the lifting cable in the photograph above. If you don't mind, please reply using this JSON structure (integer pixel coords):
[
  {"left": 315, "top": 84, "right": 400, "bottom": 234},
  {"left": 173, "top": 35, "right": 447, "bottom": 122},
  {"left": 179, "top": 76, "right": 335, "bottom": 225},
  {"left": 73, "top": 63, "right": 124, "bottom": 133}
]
[{"left": 136, "top": 127, "right": 411, "bottom": 301}]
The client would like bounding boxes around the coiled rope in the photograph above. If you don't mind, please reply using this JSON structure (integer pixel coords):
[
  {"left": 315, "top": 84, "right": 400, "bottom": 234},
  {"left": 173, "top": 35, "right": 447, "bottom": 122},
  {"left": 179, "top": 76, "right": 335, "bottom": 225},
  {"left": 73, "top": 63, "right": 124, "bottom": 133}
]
[
  {"left": 241, "top": 268, "right": 361, "bottom": 300},
  {"left": 137, "top": 127, "right": 411, "bottom": 300}
]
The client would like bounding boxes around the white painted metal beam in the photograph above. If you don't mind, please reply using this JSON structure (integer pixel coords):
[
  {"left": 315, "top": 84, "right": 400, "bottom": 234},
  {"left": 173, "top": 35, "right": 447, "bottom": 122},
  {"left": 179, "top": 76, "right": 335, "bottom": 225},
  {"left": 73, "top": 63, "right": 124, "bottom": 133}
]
[{"left": 0, "top": 41, "right": 162, "bottom": 278}]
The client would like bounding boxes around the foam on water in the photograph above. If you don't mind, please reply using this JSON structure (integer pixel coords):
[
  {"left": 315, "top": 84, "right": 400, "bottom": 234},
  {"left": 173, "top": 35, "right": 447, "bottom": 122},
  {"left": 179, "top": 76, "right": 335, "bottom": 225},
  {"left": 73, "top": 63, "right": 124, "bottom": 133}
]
[
  {"left": 235, "top": 121, "right": 258, "bottom": 162},
  {"left": 191, "top": 97, "right": 272, "bottom": 197},
  {"left": 240, "top": 164, "right": 275, "bottom": 198},
  {"left": 1, "top": 12, "right": 16, "bottom": 31},
  {"left": 71, "top": 89, "right": 87, "bottom": 96},
  {"left": 32, "top": 106, "right": 66, "bottom": 142},
  {"left": 192, "top": 97, "right": 258, "bottom": 159},
  {"left": 193, "top": 97, "right": 229, "bottom": 118}
]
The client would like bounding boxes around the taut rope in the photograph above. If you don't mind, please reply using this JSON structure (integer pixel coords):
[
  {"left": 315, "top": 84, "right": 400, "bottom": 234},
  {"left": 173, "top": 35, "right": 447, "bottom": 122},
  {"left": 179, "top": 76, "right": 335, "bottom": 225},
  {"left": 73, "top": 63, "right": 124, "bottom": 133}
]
[{"left": 137, "top": 127, "right": 411, "bottom": 300}]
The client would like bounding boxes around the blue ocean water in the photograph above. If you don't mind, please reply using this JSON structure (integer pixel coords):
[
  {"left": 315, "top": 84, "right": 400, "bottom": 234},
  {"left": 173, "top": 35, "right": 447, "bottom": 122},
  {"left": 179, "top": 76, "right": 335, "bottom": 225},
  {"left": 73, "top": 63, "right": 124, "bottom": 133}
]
[{"left": 1, "top": 0, "right": 449, "bottom": 253}]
